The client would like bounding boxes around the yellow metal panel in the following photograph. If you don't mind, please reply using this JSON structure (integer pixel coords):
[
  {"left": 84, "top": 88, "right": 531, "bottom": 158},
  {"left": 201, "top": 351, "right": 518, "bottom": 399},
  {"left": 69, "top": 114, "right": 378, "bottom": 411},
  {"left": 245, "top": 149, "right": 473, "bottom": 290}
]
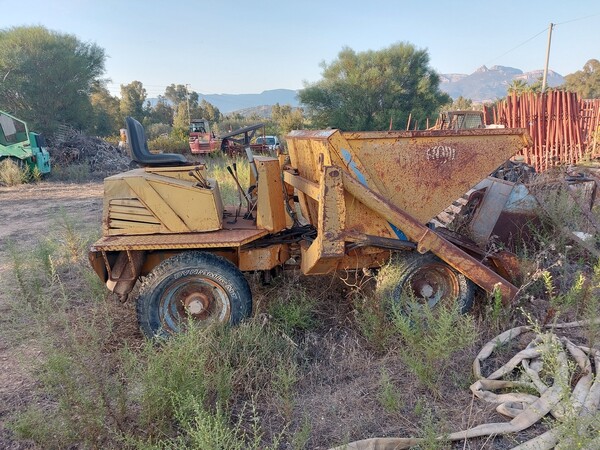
[
  {"left": 108, "top": 223, "right": 162, "bottom": 235},
  {"left": 282, "top": 170, "right": 320, "bottom": 200},
  {"left": 108, "top": 212, "right": 161, "bottom": 224},
  {"left": 255, "top": 157, "right": 286, "bottom": 232},
  {"left": 110, "top": 199, "right": 146, "bottom": 207},
  {"left": 301, "top": 166, "right": 346, "bottom": 275},
  {"left": 124, "top": 176, "right": 190, "bottom": 232},
  {"left": 145, "top": 164, "right": 209, "bottom": 181},
  {"left": 109, "top": 205, "right": 156, "bottom": 217},
  {"left": 92, "top": 229, "right": 268, "bottom": 251},
  {"left": 103, "top": 168, "right": 224, "bottom": 236},
  {"left": 147, "top": 176, "right": 221, "bottom": 231},
  {"left": 287, "top": 131, "right": 336, "bottom": 225},
  {"left": 238, "top": 244, "right": 289, "bottom": 271},
  {"left": 335, "top": 129, "right": 531, "bottom": 223},
  {"left": 110, "top": 211, "right": 160, "bottom": 225},
  {"left": 287, "top": 128, "right": 532, "bottom": 224}
]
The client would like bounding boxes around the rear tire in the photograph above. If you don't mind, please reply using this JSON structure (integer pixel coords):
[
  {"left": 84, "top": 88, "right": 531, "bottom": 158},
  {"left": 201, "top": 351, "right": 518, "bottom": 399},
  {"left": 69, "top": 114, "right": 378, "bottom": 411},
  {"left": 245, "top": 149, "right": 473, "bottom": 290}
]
[
  {"left": 136, "top": 251, "right": 252, "bottom": 339},
  {"left": 389, "top": 253, "right": 475, "bottom": 314}
]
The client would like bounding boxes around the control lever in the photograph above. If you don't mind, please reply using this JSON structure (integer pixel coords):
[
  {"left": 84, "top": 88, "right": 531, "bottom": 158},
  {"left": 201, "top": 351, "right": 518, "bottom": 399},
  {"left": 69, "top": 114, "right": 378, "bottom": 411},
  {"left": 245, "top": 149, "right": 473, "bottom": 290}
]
[
  {"left": 233, "top": 163, "right": 243, "bottom": 218},
  {"left": 188, "top": 166, "right": 210, "bottom": 189},
  {"left": 227, "top": 165, "right": 253, "bottom": 219}
]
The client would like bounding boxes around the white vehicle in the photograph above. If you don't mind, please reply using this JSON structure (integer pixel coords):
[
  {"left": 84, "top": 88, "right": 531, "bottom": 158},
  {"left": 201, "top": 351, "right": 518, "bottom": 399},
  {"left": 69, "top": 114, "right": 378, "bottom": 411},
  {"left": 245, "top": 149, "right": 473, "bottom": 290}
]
[{"left": 255, "top": 135, "right": 281, "bottom": 151}]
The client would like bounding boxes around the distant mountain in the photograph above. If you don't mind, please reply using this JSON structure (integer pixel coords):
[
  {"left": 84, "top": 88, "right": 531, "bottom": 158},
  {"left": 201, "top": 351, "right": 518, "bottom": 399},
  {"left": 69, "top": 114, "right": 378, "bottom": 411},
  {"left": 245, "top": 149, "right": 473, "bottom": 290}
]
[
  {"left": 146, "top": 66, "right": 566, "bottom": 114},
  {"left": 439, "top": 73, "right": 468, "bottom": 83},
  {"left": 199, "top": 89, "right": 299, "bottom": 114},
  {"left": 147, "top": 89, "right": 300, "bottom": 115},
  {"left": 232, "top": 105, "right": 273, "bottom": 119},
  {"left": 439, "top": 65, "right": 565, "bottom": 102}
]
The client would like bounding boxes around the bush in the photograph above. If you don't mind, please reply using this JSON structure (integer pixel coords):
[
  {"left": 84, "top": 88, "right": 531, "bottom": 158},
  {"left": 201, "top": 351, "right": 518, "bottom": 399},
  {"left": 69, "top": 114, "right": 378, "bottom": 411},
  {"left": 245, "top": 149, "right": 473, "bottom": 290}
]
[
  {"left": 49, "top": 162, "right": 93, "bottom": 182},
  {"left": 390, "top": 299, "right": 478, "bottom": 392},
  {"left": 146, "top": 123, "right": 172, "bottom": 140},
  {"left": 147, "top": 134, "right": 189, "bottom": 154},
  {"left": 268, "top": 284, "right": 318, "bottom": 335},
  {"left": 0, "top": 158, "right": 29, "bottom": 186}
]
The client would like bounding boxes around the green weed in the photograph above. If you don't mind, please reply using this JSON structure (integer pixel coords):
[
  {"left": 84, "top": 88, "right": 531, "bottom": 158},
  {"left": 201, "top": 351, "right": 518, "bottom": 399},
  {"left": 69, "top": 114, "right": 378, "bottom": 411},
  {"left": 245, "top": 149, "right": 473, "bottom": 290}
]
[
  {"left": 268, "top": 285, "right": 318, "bottom": 335},
  {"left": 377, "top": 368, "right": 401, "bottom": 413},
  {"left": 273, "top": 359, "right": 299, "bottom": 420},
  {"left": 414, "top": 407, "right": 450, "bottom": 450},
  {"left": 540, "top": 269, "right": 590, "bottom": 320},
  {"left": 391, "top": 298, "right": 478, "bottom": 392},
  {"left": 352, "top": 293, "right": 395, "bottom": 352},
  {"left": 136, "top": 320, "right": 297, "bottom": 439},
  {"left": 483, "top": 284, "right": 512, "bottom": 333},
  {"left": 147, "top": 134, "right": 188, "bottom": 154},
  {"left": 291, "top": 416, "right": 312, "bottom": 450},
  {"left": 205, "top": 155, "right": 250, "bottom": 206}
]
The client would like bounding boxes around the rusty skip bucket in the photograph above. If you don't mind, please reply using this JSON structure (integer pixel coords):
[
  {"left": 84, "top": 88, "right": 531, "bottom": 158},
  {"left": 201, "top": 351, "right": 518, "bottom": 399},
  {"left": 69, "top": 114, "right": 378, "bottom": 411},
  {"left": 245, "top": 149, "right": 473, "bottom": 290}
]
[{"left": 284, "top": 128, "right": 532, "bottom": 302}]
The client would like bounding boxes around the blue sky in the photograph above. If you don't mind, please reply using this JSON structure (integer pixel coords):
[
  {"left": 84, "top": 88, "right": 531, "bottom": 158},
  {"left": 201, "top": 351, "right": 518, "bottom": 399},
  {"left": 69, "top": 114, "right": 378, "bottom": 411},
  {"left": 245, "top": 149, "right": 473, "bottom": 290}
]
[{"left": 1, "top": 0, "right": 599, "bottom": 97}]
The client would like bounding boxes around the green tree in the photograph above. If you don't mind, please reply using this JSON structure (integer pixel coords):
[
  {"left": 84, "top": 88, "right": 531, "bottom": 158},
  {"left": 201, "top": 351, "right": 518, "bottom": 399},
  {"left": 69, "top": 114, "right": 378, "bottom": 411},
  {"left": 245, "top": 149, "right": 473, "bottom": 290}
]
[
  {"left": 507, "top": 77, "right": 543, "bottom": 95},
  {"left": 90, "top": 81, "right": 120, "bottom": 136},
  {"left": 165, "top": 84, "right": 188, "bottom": 106},
  {"left": 197, "top": 99, "right": 221, "bottom": 122},
  {"left": 449, "top": 96, "right": 473, "bottom": 111},
  {"left": 148, "top": 97, "right": 174, "bottom": 126},
  {"left": 562, "top": 59, "right": 600, "bottom": 98},
  {"left": 272, "top": 103, "right": 304, "bottom": 133},
  {"left": 164, "top": 83, "right": 199, "bottom": 109},
  {"left": 0, "top": 25, "right": 105, "bottom": 133},
  {"left": 299, "top": 43, "right": 450, "bottom": 131},
  {"left": 172, "top": 102, "right": 190, "bottom": 134},
  {"left": 120, "top": 81, "right": 147, "bottom": 119},
  {"left": 507, "top": 79, "right": 529, "bottom": 95}
]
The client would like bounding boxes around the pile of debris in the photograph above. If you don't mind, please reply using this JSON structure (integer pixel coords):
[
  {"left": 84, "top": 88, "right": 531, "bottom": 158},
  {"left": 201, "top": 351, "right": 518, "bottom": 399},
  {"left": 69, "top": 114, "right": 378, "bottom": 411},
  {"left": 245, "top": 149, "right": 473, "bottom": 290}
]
[{"left": 49, "top": 128, "right": 132, "bottom": 177}]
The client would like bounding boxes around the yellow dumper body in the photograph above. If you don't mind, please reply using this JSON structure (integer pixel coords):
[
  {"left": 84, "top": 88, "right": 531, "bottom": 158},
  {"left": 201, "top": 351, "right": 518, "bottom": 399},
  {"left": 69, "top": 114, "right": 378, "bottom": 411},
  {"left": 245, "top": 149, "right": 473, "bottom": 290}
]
[
  {"left": 283, "top": 128, "right": 531, "bottom": 300},
  {"left": 89, "top": 119, "right": 531, "bottom": 338}
]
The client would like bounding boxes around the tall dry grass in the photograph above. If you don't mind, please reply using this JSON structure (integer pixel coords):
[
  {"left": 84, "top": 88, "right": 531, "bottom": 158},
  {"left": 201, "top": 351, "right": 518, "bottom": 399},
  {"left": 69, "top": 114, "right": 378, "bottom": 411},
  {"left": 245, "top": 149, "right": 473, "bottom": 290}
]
[{"left": 5, "top": 162, "right": 600, "bottom": 449}]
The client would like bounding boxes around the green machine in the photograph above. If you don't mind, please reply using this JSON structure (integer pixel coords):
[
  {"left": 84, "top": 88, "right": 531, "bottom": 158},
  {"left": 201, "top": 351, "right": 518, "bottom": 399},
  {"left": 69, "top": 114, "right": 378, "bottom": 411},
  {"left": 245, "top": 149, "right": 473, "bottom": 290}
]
[{"left": 0, "top": 110, "right": 51, "bottom": 175}]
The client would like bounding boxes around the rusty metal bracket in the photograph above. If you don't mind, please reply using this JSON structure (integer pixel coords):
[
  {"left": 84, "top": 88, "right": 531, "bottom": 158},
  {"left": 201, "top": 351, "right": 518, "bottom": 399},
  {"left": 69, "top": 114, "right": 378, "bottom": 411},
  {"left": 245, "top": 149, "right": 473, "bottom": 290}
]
[
  {"left": 341, "top": 170, "right": 519, "bottom": 303},
  {"left": 102, "top": 249, "right": 138, "bottom": 282}
]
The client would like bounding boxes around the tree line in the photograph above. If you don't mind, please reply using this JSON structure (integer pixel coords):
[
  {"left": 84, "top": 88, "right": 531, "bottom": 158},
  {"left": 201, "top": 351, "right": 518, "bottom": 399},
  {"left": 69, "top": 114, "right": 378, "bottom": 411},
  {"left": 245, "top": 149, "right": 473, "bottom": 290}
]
[
  {"left": 1, "top": 25, "right": 598, "bottom": 140},
  {"left": 0, "top": 26, "right": 306, "bottom": 139}
]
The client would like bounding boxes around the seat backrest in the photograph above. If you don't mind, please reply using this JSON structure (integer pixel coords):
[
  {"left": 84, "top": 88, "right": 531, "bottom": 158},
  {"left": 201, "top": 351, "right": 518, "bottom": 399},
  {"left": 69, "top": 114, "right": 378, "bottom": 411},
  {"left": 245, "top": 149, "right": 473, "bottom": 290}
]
[{"left": 126, "top": 116, "right": 188, "bottom": 167}]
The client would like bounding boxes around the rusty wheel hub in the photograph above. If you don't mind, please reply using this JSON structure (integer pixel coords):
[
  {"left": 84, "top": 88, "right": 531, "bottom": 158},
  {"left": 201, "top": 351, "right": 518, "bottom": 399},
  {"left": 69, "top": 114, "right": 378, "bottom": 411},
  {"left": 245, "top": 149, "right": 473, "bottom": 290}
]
[
  {"left": 183, "top": 292, "right": 210, "bottom": 317},
  {"left": 409, "top": 264, "right": 458, "bottom": 308}
]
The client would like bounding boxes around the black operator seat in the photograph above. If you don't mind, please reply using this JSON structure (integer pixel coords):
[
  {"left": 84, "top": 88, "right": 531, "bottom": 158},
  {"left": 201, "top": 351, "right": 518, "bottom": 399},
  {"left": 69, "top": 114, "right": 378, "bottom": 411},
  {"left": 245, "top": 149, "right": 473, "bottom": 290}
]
[{"left": 125, "top": 116, "right": 188, "bottom": 167}]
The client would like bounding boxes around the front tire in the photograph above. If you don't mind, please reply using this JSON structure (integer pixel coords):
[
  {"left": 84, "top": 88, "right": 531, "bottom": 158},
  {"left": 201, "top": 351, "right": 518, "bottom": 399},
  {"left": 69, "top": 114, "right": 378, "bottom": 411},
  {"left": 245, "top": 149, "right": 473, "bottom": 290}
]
[{"left": 136, "top": 251, "right": 252, "bottom": 339}]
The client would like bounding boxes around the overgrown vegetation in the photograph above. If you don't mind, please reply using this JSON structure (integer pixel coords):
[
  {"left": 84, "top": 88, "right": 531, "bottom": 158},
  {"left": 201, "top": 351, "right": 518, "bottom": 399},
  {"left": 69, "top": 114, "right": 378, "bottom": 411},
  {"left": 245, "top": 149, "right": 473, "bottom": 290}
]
[
  {"left": 0, "top": 158, "right": 41, "bottom": 186},
  {"left": 0, "top": 158, "right": 28, "bottom": 186},
  {"left": 3, "top": 168, "right": 600, "bottom": 449}
]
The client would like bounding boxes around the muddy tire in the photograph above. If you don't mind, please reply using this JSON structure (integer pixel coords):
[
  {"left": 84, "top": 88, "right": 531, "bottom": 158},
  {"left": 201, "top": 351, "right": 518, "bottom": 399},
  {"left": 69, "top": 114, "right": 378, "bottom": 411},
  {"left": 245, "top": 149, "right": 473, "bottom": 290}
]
[
  {"left": 136, "top": 251, "right": 252, "bottom": 339},
  {"left": 389, "top": 253, "right": 475, "bottom": 314}
]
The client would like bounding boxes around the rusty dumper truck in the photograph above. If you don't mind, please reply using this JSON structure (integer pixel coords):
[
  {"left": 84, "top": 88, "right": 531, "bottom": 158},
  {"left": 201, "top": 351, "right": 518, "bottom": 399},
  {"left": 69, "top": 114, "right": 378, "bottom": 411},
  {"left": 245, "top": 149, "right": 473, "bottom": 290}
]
[{"left": 89, "top": 117, "right": 531, "bottom": 338}]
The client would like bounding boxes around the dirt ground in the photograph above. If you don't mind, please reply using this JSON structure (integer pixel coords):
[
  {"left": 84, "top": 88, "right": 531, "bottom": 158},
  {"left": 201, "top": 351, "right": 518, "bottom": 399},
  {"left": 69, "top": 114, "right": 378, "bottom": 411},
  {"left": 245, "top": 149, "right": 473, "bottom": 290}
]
[
  {"left": 0, "top": 180, "right": 595, "bottom": 449},
  {"left": 0, "top": 181, "right": 499, "bottom": 449},
  {"left": 0, "top": 181, "right": 104, "bottom": 449}
]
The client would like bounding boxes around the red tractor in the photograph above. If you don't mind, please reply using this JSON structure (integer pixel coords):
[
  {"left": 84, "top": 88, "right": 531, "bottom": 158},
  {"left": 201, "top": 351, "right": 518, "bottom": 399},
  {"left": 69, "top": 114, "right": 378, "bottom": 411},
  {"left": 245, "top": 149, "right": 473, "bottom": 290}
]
[
  {"left": 188, "top": 119, "right": 220, "bottom": 154},
  {"left": 189, "top": 120, "right": 276, "bottom": 157}
]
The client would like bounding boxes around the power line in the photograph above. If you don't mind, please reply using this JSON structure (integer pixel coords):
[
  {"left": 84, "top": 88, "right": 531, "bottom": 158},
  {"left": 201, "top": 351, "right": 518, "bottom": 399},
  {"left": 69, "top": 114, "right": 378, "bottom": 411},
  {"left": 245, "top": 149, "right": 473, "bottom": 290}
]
[
  {"left": 483, "top": 27, "right": 548, "bottom": 66},
  {"left": 555, "top": 12, "right": 600, "bottom": 26},
  {"left": 482, "top": 11, "right": 599, "bottom": 68}
]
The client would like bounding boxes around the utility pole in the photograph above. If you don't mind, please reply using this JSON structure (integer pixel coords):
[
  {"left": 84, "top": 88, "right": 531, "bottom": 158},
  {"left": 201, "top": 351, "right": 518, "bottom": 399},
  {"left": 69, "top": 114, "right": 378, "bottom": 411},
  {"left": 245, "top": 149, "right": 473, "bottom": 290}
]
[
  {"left": 541, "top": 23, "right": 554, "bottom": 93},
  {"left": 185, "top": 84, "right": 191, "bottom": 125}
]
